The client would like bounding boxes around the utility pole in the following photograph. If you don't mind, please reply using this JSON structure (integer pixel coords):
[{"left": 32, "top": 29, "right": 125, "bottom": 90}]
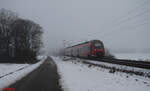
[{"left": 63, "top": 40, "right": 65, "bottom": 56}]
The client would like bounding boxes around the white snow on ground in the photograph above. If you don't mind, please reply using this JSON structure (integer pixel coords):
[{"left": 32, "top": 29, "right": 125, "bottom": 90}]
[
  {"left": 0, "top": 56, "right": 47, "bottom": 88},
  {"left": 83, "top": 59, "right": 150, "bottom": 76},
  {"left": 0, "top": 64, "right": 29, "bottom": 77},
  {"left": 114, "top": 53, "right": 150, "bottom": 61},
  {"left": 52, "top": 56, "right": 150, "bottom": 91}
]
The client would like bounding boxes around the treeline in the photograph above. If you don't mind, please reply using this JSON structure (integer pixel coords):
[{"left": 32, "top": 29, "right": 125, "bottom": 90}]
[{"left": 0, "top": 9, "right": 43, "bottom": 63}]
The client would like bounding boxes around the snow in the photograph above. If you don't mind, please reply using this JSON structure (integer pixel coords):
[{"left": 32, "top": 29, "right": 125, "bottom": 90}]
[
  {"left": 0, "top": 64, "right": 29, "bottom": 78},
  {"left": 82, "top": 59, "right": 150, "bottom": 77},
  {"left": 114, "top": 53, "right": 150, "bottom": 61},
  {"left": 52, "top": 56, "right": 150, "bottom": 91},
  {"left": 0, "top": 55, "right": 47, "bottom": 88}
]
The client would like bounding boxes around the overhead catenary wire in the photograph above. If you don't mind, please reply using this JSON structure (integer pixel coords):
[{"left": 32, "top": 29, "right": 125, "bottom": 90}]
[
  {"left": 87, "top": 0, "right": 150, "bottom": 37},
  {"left": 113, "top": 8, "right": 150, "bottom": 27},
  {"left": 100, "top": 20, "right": 150, "bottom": 38},
  {"left": 88, "top": 8, "right": 150, "bottom": 37},
  {"left": 74, "top": 0, "right": 150, "bottom": 44},
  {"left": 110, "top": 0, "right": 150, "bottom": 24},
  {"left": 95, "top": 12, "right": 150, "bottom": 37}
]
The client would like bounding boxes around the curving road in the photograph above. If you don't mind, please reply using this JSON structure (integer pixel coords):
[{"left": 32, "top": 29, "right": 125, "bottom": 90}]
[{"left": 8, "top": 57, "right": 62, "bottom": 91}]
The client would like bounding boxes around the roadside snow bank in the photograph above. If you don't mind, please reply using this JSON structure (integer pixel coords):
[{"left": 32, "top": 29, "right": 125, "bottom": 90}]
[
  {"left": 0, "top": 56, "right": 47, "bottom": 88},
  {"left": 52, "top": 56, "right": 150, "bottom": 91}
]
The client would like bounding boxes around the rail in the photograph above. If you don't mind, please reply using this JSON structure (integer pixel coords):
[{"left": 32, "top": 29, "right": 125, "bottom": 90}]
[{"left": 89, "top": 57, "right": 150, "bottom": 69}]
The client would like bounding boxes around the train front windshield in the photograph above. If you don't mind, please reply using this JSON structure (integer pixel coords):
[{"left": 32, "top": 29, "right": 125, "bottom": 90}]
[{"left": 93, "top": 41, "right": 103, "bottom": 49}]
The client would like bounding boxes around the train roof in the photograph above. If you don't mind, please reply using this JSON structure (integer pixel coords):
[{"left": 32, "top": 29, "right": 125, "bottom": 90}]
[{"left": 65, "top": 40, "right": 102, "bottom": 49}]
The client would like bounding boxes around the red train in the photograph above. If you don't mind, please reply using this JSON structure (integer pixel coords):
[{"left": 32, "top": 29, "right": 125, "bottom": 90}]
[{"left": 65, "top": 40, "right": 105, "bottom": 58}]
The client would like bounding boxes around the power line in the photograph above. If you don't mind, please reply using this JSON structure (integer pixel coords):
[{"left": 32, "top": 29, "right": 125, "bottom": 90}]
[
  {"left": 76, "top": 0, "right": 150, "bottom": 43},
  {"left": 86, "top": 10, "right": 150, "bottom": 42},
  {"left": 114, "top": 8, "right": 150, "bottom": 27},
  {"left": 111, "top": 0, "right": 150, "bottom": 24},
  {"left": 87, "top": 0, "right": 150, "bottom": 37},
  {"left": 89, "top": 7, "right": 150, "bottom": 37},
  {"left": 100, "top": 20, "right": 150, "bottom": 38}
]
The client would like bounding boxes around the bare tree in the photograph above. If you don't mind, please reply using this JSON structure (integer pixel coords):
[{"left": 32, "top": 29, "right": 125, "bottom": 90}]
[
  {"left": 11, "top": 19, "right": 43, "bottom": 61},
  {"left": 0, "top": 9, "right": 18, "bottom": 58},
  {"left": 0, "top": 8, "right": 18, "bottom": 26},
  {"left": 0, "top": 9, "right": 43, "bottom": 63}
]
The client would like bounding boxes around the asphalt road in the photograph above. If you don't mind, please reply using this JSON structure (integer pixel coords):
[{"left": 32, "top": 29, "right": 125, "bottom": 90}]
[{"left": 8, "top": 57, "right": 62, "bottom": 91}]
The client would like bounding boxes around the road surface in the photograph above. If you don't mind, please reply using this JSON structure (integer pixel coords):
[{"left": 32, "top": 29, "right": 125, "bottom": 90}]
[{"left": 8, "top": 57, "right": 62, "bottom": 91}]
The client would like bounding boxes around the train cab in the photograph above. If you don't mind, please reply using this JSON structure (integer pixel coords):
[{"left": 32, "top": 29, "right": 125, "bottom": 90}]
[{"left": 90, "top": 40, "right": 105, "bottom": 57}]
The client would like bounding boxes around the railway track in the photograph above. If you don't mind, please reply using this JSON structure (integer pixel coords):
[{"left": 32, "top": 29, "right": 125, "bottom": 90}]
[
  {"left": 77, "top": 58, "right": 150, "bottom": 77},
  {"left": 64, "top": 56, "right": 150, "bottom": 77},
  {"left": 89, "top": 58, "right": 150, "bottom": 69}
]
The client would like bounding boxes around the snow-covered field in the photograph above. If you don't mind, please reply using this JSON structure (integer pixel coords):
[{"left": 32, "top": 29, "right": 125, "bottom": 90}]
[
  {"left": 0, "top": 64, "right": 29, "bottom": 78},
  {"left": 52, "top": 56, "right": 150, "bottom": 91},
  {"left": 114, "top": 53, "right": 150, "bottom": 61},
  {"left": 0, "top": 56, "right": 47, "bottom": 88}
]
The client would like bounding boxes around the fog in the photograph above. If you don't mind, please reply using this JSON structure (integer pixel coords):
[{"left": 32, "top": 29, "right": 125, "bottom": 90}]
[{"left": 0, "top": 0, "right": 150, "bottom": 53}]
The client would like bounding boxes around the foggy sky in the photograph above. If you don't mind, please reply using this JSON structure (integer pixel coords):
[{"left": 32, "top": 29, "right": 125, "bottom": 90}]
[{"left": 0, "top": 0, "right": 150, "bottom": 53}]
